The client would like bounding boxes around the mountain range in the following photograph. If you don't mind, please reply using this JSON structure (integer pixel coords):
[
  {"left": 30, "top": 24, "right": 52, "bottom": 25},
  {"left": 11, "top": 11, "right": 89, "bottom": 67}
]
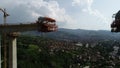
[{"left": 22, "top": 28, "right": 120, "bottom": 43}]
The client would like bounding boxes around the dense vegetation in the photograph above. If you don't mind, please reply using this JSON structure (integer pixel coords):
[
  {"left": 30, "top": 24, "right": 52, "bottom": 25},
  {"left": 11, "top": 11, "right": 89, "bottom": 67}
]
[{"left": 17, "top": 35, "right": 120, "bottom": 68}]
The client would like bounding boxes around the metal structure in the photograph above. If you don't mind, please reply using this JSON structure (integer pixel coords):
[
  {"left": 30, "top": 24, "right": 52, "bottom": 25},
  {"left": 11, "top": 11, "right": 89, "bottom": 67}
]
[
  {"left": 0, "top": 8, "right": 58, "bottom": 68},
  {"left": 0, "top": 8, "right": 10, "bottom": 68},
  {"left": 37, "top": 16, "right": 58, "bottom": 32},
  {"left": 0, "top": 8, "right": 9, "bottom": 25},
  {"left": 111, "top": 10, "right": 120, "bottom": 32}
]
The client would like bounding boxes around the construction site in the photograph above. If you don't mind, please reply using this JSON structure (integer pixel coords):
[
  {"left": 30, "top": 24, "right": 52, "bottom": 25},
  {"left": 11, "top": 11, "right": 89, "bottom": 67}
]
[
  {"left": 1, "top": 0, "right": 120, "bottom": 68},
  {"left": 0, "top": 8, "right": 58, "bottom": 68}
]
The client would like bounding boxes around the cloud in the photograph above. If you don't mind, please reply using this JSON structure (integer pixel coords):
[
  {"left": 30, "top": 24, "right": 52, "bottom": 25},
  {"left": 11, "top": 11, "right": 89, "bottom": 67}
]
[
  {"left": 72, "top": 0, "right": 81, "bottom": 6},
  {"left": 72, "top": 0, "right": 109, "bottom": 24},
  {"left": 0, "top": 0, "right": 75, "bottom": 28},
  {"left": 0, "top": 0, "right": 111, "bottom": 30}
]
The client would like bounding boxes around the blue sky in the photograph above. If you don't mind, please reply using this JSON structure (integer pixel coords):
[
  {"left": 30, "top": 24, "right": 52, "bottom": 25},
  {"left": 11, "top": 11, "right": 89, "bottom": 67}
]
[{"left": 0, "top": 0, "right": 120, "bottom": 30}]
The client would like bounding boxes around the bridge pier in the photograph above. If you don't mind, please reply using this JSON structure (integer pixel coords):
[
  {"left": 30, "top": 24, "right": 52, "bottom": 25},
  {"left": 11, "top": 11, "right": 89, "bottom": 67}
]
[
  {"left": 8, "top": 32, "right": 19, "bottom": 68},
  {"left": 1, "top": 32, "right": 19, "bottom": 68}
]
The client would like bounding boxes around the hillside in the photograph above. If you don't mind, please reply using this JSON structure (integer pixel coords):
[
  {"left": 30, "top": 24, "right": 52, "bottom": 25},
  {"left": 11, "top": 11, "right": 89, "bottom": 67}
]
[
  {"left": 22, "top": 28, "right": 120, "bottom": 43},
  {"left": 16, "top": 35, "right": 120, "bottom": 68}
]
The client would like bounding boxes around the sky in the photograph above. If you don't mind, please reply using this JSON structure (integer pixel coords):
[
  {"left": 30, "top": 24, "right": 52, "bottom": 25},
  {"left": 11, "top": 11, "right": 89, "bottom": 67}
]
[{"left": 0, "top": 0, "right": 120, "bottom": 30}]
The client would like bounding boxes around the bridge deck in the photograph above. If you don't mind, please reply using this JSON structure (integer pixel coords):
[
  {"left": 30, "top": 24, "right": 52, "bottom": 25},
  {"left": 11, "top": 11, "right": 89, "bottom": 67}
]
[{"left": 0, "top": 23, "right": 38, "bottom": 33}]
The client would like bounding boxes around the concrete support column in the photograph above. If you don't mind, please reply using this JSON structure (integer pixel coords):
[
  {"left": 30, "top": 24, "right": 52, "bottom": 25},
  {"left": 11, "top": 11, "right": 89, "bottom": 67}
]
[
  {"left": 8, "top": 32, "right": 19, "bottom": 68},
  {"left": 8, "top": 36, "right": 17, "bottom": 68}
]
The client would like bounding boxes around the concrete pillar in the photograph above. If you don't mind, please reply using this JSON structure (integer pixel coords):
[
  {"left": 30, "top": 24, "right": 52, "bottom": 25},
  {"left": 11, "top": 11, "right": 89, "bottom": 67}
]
[
  {"left": 8, "top": 32, "right": 19, "bottom": 68},
  {"left": 8, "top": 36, "right": 17, "bottom": 68}
]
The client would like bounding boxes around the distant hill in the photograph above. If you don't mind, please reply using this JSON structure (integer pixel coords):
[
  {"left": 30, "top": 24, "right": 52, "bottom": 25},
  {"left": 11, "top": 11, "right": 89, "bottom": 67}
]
[{"left": 22, "top": 28, "right": 120, "bottom": 43}]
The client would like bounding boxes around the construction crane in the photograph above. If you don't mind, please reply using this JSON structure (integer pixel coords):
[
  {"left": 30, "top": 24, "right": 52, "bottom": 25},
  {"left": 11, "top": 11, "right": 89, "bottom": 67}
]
[
  {"left": 0, "top": 8, "right": 9, "bottom": 24},
  {"left": 0, "top": 8, "right": 58, "bottom": 68},
  {"left": 0, "top": 8, "right": 10, "bottom": 68},
  {"left": 111, "top": 10, "right": 120, "bottom": 32}
]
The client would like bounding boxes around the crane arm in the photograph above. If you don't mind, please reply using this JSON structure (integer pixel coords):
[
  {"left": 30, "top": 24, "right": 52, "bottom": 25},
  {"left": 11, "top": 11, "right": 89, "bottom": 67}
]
[
  {"left": 0, "top": 8, "right": 9, "bottom": 17},
  {"left": 0, "top": 8, "right": 4, "bottom": 12}
]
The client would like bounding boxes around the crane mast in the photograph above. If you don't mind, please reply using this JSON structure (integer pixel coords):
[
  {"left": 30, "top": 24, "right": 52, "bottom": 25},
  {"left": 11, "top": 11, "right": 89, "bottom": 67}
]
[{"left": 0, "top": 8, "right": 10, "bottom": 68}]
